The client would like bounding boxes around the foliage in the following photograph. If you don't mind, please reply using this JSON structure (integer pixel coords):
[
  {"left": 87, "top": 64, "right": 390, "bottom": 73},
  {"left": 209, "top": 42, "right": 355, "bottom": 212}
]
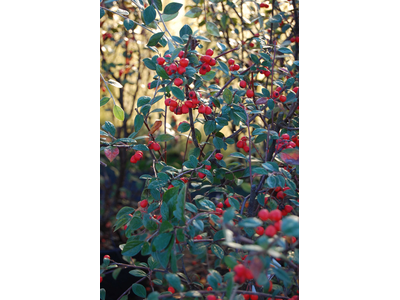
[{"left": 100, "top": 0, "right": 299, "bottom": 299}]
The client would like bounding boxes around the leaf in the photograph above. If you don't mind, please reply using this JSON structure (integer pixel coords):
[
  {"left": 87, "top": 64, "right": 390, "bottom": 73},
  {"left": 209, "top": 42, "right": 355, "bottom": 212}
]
[
  {"left": 281, "top": 216, "right": 299, "bottom": 238},
  {"left": 223, "top": 88, "right": 233, "bottom": 104},
  {"left": 123, "top": 19, "right": 135, "bottom": 30},
  {"left": 273, "top": 268, "right": 291, "bottom": 287},
  {"left": 107, "top": 79, "right": 122, "bottom": 88},
  {"left": 134, "top": 114, "right": 144, "bottom": 132},
  {"left": 153, "top": 232, "right": 173, "bottom": 251},
  {"left": 262, "top": 161, "right": 279, "bottom": 172},
  {"left": 156, "top": 65, "right": 170, "bottom": 79},
  {"left": 185, "top": 7, "right": 202, "bottom": 18},
  {"left": 143, "top": 58, "right": 156, "bottom": 70},
  {"left": 206, "top": 21, "right": 220, "bottom": 36},
  {"left": 100, "top": 97, "right": 110, "bottom": 106},
  {"left": 238, "top": 217, "right": 262, "bottom": 228},
  {"left": 100, "top": 8, "right": 105, "bottom": 19},
  {"left": 143, "top": 6, "right": 156, "bottom": 25},
  {"left": 147, "top": 32, "right": 165, "bottom": 47},
  {"left": 104, "top": 147, "right": 119, "bottom": 162},
  {"left": 213, "top": 136, "right": 227, "bottom": 150},
  {"left": 278, "top": 148, "right": 299, "bottom": 165},
  {"left": 129, "top": 269, "right": 147, "bottom": 277},
  {"left": 173, "top": 184, "right": 186, "bottom": 222},
  {"left": 219, "top": 61, "right": 230, "bottom": 76},
  {"left": 155, "top": 134, "right": 174, "bottom": 142},
  {"left": 171, "top": 86, "right": 185, "bottom": 100},
  {"left": 116, "top": 8, "right": 129, "bottom": 16},
  {"left": 211, "top": 244, "right": 224, "bottom": 259},
  {"left": 149, "top": 120, "right": 163, "bottom": 134},
  {"left": 122, "top": 239, "right": 143, "bottom": 256},
  {"left": 201, "top": 71, "right": 216, "bottom": 81},
  {"left": 100, "top": 288, "right": 106, "bottom": 300},
  {"left": 179, "top": 24, "right": 192, "bottom": 38},
  {"left": 162, "top": 12, "right": 179, "bottom": 22},
  {"left": 132, "top": 284, "right": 147, "bottom": 298},
  {"left": 164, "top": 2, "right": 183, "bottom": 14},
  {"left": 165, "top": 273, "right": 183, "bottom": 292},
  {"left": 148, "top": 292, "right": 160, "bottom": 300},
  {"left": 178, "top": 122, "right": 190, "bottom": 132},
  {"left": 230, "top": 152, "right": 246, "bottom": 159},
  {"left": 204, "top": 120, "right": 216, "bottom": 136},
  {"left": 278, "top": 47, "right": 293, "bottom": 54},
  {"left": 113, "top": 105, "right": 125, "bottom": 121}
]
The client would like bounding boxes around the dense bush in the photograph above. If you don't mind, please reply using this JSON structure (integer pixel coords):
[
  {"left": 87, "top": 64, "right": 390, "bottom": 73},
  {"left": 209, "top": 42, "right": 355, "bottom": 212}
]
[{"left": 100, "top": 0, "right": 299, "bottom": 299}]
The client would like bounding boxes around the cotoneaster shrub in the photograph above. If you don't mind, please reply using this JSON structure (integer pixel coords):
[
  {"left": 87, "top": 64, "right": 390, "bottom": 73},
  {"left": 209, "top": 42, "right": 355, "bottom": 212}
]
[{"left": 100, "top": 0, "right": 299, "bottom": 299}]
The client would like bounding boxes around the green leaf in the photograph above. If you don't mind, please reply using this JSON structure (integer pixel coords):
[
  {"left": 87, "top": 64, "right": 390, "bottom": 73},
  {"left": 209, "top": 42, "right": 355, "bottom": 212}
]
[
  {"left": 185, "top": 7, "right": 202, "bottom": 18},
  {"left": 137, "top": 96, "right": 151, "bottom": 107},
  {"left": 213, "top": 136, "right": 227, "bottom": 150},
  {"left": 159, "top": 220, "right": 173, "bottom": 233},
  {"left": 164, "top": 2, "right": 183, "bottom": 14},
  {"left": 100, "top": 8, "right": 105, "bottom": 19},
  {"left": 100, "top": 288, "right": 106, "bottom": 300},
  {"left": 148, "top": 292, "right": 160, "bottom": 300},
  {"left": 147, "top": 32, "right": 165, "bottom": 47},
  {"left": 173, "top": 184, "right": 186, "bottom": 222},
  {"left": 129, "top": 269, "right": 147, "bottom": 277},
  {"left": 211, "top": 244, "right": 224, "bottom": 259},
  {"left": 262, "top": 161, "right": 279, "bottom": 172},
  {"left": 278, "top": 47, "right": 293, "bottom": 54},
  {"left": 223, "top": 88, "right": 233, "bottom": 104},
  {"left": 134, "top": 114, "right": 144, "bottom": 132},
  {"left": 132, "top": 284, "right": 147, "bottom": 298},
  {"left": 103, "top": 121, "right": 116, "bottom": 136},
  {"left": 223, "top": 255, "right": 237, "bottom": 269},
  {"left": 273, "top": 268, "right": 291, "bottom": 287},
  {"left": 156, "top": 65, "right": 170, "bottom": 79},
  {"left": 100, "top": 97, "right": 110, "bottom": 106},
  {"left": 179, "top": 25, "right": 192, "bottom": 38},
  {"left": 238, "top": 217, "right": 263, "bottom": 228},
  {"left": 155, "top": 133, "right": 174, "bottom": 142},
  {"left": 219, "top": 61, "right": 230, "bottom": 76},
  {"left": 201, "top": 71, "right": 216, "bottom": 81},
  {"left": 165, "top": 273, "right": 183, "bottom": 292},
  {"left": 206, "top": 21, "right": 220, "bottom": 36},
  {"left": 162, "top": 12, "right": 179, "bottom": 22},
  {"left": 178, "top": 122, "right": 190, "bottom": 132},
  {"left": 122, "top": 239, "right": 143, "bottom": 256},
  {"left": 171, "top": 86, "right": 185, "bottom": 100},
  {"left": 281, "top": 216, "right": 299, "bottom": 238},
  {"left": 123, "top": 19, "right": 135, "bottom": 30},
  {"left": 153, "top": 232, "right": 173, "bottom": 251},
  {"left": 143, "top": 6, "right": 156, "bottom": 25},
  {"left": 204, "top": 120, "right": 216, "bottom": 136},
  {"left": 113, "top": 105, "right": 125, "bottom": 121},
  {"left": 143, "top": 58, "right": 156, "bottom": 70},
  {"left": 230, "top": 152, "right": 246, "bottom": 159}
]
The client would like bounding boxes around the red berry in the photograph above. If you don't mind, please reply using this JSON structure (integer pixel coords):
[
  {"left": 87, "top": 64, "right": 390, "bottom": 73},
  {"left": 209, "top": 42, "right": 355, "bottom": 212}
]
[
  {"left": 258, "top": 209, "right": 269, "bottom": 221},
  {"left": 246, "top": 89, "right": 254, "bottom": 98},
  {"left": 228, "top": 58, "right": 235, "bottom": 65},
  {"left": 265, "top": 225, "right": 277, "bottom": 237},
  {"left": 130, "top": 156, "right": 137, "bottom": 163},
  {"left": 178, "top": 50, "right": 185, "bottom": 58},
  {"left": 194, "top": 235, "right": 202, "bottom": 240},
  {"left": 269, "top": 209, "right": 282, "bottom": 221},
  {"left": 134, "top": 152, "right": 143, "bottom": 161},
  {"left": 179, "top": 58, "right": 189, "bottom": 67},
  {"left": 205, "top": 165, "right": 212, "bottom": 170},
  {"left": 293, "top": 87, "right": 299, "bottom": 93},
  {"left": 233, "top": 264, "right": 246, "bottom": 276},
  {"left": 256, "top": 226, "right": 265, "bottom": 235},
  {"left": 209, "top": 58, "right": 216, "bottom": 66},
  {"left": 217, "top": 202, "right": 223, "bottom": 208},
  {"left": 239, "top": 80, "right": 247, "bottom": 88},
  {"left": 236, "top": 140, "right": 244, "bottom": 148},
  {"left": 272, "top": 91, "right": 279, "bottom": 98},
  {"left": 169, "top": 64, "right": 177, "bottom": 73},
  {"left": 198, "top": 172, "right": 206, "bottom": 179},
  {"left": 100, "top": 276, "right": 103, "bottom": 283},
  {"left": 206, "top": 296, "right": 217, "bottom": 300},
  {"left": 243, "top": 145, "right": 250, "bottom": 153},
  {"left": 279, "top": 95, "right": 286, "bottom": 102},
  {"left": 170, "top": 100, "right": 178, "bottom": 107},
  {"left": 276, "top": 191, "right": 284, "bottom": 199},
  {"left": 182, "top": 104, "right": 189, "bottom": 114},
  {"left": 153, "top": 142, "right": 161, "bottom": 151},
  {"left": 168, "top": 287, "right": 175, "bottom": 293},
  {"left": 290, "top": 37, "right": 296, "bottom": 43},
  {"left": 281, "top": 133, "right": 290, "bottom": 140},
  {"left": 157, "top": 57, "right": 165, "bottom": 65},
  {"left": 224, "top": 198, "right": 231, "bottom": 208},
  {"left": 206, "top": 286, "right": 213, "bottom": 291},
  {"left": 285, "top": 205, "right": 293, "bottom": 213},
  {"left": 147, "top": 82, "right": 151, "bottom": 89},
  {"left": 233, "top": 64, "right": 240, "bottom": 71},
  {"left": 205, "top": 106, "right": 212, "bottom": 115},
  {"left": 291, "top": 237, "right": 297, "bottom": 244},
  {"left": 295, "top": 36, "right": 299, "bottom": 43},
  {"left": 174, "top": 78, "right": 183, "bottom": 86},
  {"left": 205, "top": 49, "right": 214, "bottom": 56},
  {"left": 264, "top": 69, "right": 271, "bottom": 77},
  {"left": 249, "top": 42, "right": 255, "bottom": 47},
  {"left": 274, "top": 220, "right": 282, "bottom": 231},
  {"left": 178, "top": 66, "right": 186, "bottom": 75},
  {"left": 198, "top": 105, "right": 205, "bottom": 113},
  {"left": 215, "top": 153, "right": 223, "bottom": 160},
  {"left": 250, "top": 295, "right": 258, "bottom": 300},
  {"left": 243, "top": 295, "right": 250, "bottom": 300},
  {"left": 139, "top": 199, "right": 148, "bottom": 208},
  {"left": 103, "top": 255, "right": 110, "bottom": 260}
]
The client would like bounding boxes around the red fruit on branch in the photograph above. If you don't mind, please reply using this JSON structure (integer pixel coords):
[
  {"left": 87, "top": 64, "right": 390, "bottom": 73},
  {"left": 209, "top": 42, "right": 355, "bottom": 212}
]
[
  {"left": 256, "top": 226, "right": 265, "bottom": 235},
  {"left": 139, "top": 199, "right": 148, "bottom": 208},
  {"left": 206, "top": 49, "right": 214, "bottom": 56},
  {"left": 215, "top": 153, "right": 223, "bottom": 160},
  {"left": 236, "top": 140, "right": 244, "bottom": 148},
  {"left": 178, "top": 50, "right": 185, "bottom": 58},
  {"left": 258, "top": 209, "right": 269, "bottom": 221},
  {"left": 285, "top": 205, "right": 293, "bottom": 212},
  {"left": 272, "top": 90, "right": 280, "bottom": 98},
  {"left": 174, "top": 78, "right": 183, "bottom": 86},
  {"left": 205, "top": 106, "right": 212, "bottom": 115},
  {"left": 224, "top": 198, "right": 231, "bottom": 208},
  {"left": 178, "top": 66, "right": 186, "bottom": 75},
  {"left": 279, "top": 95, "right": 287, "bottom": 102},
  {"left": 179, "top": 58, "right": 189, "bottom": 67},
  {"left": 240, "top": 80, "right": 247, "bottom": 88},
  {"left": 168, "top": 287, "right": 175, "bottom": 293},
  {"left": 246, "top": 89, "right": 254, "bottom": 98},
  {"left": 156, "top": 57, "right": 165, "bottom": 65},
  {"left": 265, "top": 225, "right": 277, "bottom": 237},
  {"left": 206, "top": 296, "right": 217, "bottom": 300},
  {"left": 228, "top": 58, "right": 235, "bottom": 65},
  {"left": 243, "top": 145, "right": 250, "bottom": 153},
  {"left": 152, "top": 142, "right": 161, "bottom": 151},
  {"left": 269, "top": 209, "right": 282, "bottom": 221},
  {"left": 198, "top": 172, "right": 206, "bottom": 179}
]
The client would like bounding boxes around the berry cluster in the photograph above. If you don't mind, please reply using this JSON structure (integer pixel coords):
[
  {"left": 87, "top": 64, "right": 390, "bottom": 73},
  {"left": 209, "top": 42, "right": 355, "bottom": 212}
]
[
  {"left": 236, "top": 136, "right": 250, "bottom": 153},
  {"left": 227, "top": 58, "right": 240, "bottom": 71},
  {"left": 199, "top": 49, "right": 216, "bottom": 75},
  {"left": 130, "top": 151, "right": 143, "bottom": 164},
  {"left": 257, "top": 208, "right": 283, "bottom": 237},
  {"left": 233, "top": 263, "right": 254, "bottom": 284},
  {"left": 275, "top": 133, "right": 297, "bottom": 152}
]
